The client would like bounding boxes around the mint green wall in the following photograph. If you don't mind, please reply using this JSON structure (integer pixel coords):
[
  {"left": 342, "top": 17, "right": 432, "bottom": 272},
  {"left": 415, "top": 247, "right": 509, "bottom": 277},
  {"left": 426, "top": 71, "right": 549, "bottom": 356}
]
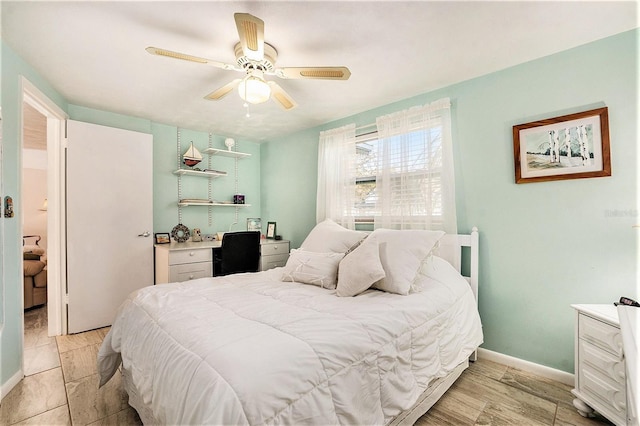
[
  {"left": 261, "top": 29, "right": 638, "bottom": 373},
  {"left": 1, "top": 42, "right": 69, "bottom": 386}
]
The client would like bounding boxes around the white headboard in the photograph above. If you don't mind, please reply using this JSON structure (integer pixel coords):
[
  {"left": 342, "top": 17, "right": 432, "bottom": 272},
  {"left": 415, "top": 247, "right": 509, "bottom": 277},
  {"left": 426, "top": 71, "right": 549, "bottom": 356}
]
[{"left": 437, "top": 227, "right": 479, "bottom": 303}]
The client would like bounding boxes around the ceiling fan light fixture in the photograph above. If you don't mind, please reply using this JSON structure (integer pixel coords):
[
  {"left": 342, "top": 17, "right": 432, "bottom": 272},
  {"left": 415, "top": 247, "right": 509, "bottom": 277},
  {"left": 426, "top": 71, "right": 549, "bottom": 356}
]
[{"left": 238, "top": 75, "right": 272, "bottom": 104}]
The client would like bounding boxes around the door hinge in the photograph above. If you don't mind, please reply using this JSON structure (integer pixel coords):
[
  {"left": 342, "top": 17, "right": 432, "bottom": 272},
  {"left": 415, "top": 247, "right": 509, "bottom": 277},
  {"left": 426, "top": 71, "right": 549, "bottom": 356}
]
[{"left": 64, "top": 294, "right": 70, "bottom": 304}]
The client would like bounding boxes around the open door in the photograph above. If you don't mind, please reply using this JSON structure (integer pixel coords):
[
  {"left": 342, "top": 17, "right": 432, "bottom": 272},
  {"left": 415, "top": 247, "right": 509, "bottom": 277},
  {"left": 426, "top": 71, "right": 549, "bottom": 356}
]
[{"left": 66, "top": 120, "right": 153, "bottom": 334}]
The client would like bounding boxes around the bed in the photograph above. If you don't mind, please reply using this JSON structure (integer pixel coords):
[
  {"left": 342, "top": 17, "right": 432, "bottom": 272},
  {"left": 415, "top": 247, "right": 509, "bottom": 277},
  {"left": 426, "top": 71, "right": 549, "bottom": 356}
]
[{"left": 98, "top": 221, "right": 483, "bottom": 425}]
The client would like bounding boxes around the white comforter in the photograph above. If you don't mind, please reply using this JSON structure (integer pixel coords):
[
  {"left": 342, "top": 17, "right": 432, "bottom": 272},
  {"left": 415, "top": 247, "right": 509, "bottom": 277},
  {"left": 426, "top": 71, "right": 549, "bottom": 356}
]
[{"left": 98, "top": 267, "right": 482, "bottom": 425}]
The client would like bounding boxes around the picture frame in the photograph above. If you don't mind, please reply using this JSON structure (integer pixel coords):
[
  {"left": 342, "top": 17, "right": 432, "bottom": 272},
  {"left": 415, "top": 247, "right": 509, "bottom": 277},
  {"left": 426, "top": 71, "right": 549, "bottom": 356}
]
[
  {"left": 247, "top": 218, "right": 262, "bottom": 232},
  {"left": 513, "top": 107, "right": 611, "bottom": 184},
  {"left": 154, "top": 232, "right": 170, "bottom": 244},
  {"left": 266, "top": 222, "right": 276, "bottom": 239}
]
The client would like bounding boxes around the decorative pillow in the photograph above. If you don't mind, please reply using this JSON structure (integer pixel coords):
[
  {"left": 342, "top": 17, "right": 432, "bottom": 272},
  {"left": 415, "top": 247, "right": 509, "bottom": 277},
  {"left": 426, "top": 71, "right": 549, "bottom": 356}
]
[
  {"left": 336, "top": 234, "right": 386, "bottom": 297},
  {"left": 300, "top": 219, "right": 368, "bottom": 254},
  {"left": 281, "top": 249, "right": 345, "bottom": 289},
  {"left": 370, "top": 228, "right": 445, "bottom": 295},
  {"left": 414, "top": 255, "right": 468, "bottom": 293}
]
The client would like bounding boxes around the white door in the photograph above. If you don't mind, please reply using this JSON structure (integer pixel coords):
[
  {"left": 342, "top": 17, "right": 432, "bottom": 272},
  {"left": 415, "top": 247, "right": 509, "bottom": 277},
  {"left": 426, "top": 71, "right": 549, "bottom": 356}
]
[{"left": 66, "top": 120, "right": 153, "bottom": 334}]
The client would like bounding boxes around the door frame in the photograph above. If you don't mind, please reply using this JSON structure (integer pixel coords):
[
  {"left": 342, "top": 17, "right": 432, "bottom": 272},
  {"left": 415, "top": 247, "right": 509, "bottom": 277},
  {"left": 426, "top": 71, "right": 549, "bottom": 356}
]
[{"left": 20, "top": 77, "right": 68, "bottom": 336}]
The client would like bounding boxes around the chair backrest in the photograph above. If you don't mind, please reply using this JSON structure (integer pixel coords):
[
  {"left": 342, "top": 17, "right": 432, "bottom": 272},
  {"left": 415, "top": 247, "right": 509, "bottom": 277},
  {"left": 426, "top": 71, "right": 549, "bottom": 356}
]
[{"left": 220, "top": 231, "right": 261, "bottom": 275}]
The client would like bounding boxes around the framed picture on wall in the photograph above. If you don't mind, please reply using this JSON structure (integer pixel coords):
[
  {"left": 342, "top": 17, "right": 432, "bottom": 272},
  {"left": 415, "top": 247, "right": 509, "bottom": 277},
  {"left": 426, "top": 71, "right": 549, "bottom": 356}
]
[
  {"left": 266, "top": 222, "right": 276, "bottom": 239},
  {"left": 513, "top": 107, "right": 611, "bottom": 184}
]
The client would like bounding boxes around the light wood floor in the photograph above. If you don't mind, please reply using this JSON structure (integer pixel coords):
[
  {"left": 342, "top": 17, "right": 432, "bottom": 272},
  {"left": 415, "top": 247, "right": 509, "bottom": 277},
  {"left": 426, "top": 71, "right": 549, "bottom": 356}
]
[{"left": 1, "top": 306, "right": 614, "bottom": 425}]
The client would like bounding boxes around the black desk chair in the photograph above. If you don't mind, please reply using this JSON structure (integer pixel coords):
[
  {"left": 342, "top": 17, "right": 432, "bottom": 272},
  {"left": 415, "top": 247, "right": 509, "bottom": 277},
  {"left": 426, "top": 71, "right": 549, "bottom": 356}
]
[{"left": 214, "top": 231, "right": 261, "bottom": 276}]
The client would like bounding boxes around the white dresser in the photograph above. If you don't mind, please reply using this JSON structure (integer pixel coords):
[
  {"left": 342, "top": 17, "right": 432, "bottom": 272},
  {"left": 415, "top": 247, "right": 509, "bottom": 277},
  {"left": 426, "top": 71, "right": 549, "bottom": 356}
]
[
  {"left": 155, "top": 241, "right": 217, "bottom": 284},
  {"left": 571, "top": 304, "right": 626, "bottom": 426},
  {"left": 260, "top": 239, "right": 290, "bottom": 271},
  {"left": 155, "top": 239, "right": 290, "bottom": 284}
]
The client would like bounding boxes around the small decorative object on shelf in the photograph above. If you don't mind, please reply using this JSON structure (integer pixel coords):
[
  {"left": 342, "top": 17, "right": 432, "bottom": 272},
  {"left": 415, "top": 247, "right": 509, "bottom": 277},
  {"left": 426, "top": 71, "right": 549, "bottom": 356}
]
[
  {"left": 192, "top": 228, "right": 202, "bottom": 242},
  {"left": 225, "top": 138, "right": 235, "bottom": 151},
  {"left": 233, "top": 194, "right": 245, "bottom": 204},
  {"left": 171, "top": 223, "right": 190, "bottom": 243},
  {"left": 182, "top": 142, "right": 203, "bottom": 168}
]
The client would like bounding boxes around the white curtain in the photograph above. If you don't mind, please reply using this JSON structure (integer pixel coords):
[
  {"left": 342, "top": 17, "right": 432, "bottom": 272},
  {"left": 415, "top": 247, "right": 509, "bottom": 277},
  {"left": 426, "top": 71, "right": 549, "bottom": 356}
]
[
  {"left": 374, "top": 97, "right": 457, "bottom": 233},
  {"left": 316, "top": 123, "right": 357, "bottom": 228}
]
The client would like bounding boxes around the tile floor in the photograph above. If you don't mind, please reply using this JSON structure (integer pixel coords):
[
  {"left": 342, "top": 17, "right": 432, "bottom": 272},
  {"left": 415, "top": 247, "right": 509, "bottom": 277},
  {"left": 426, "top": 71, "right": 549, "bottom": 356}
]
[
  {"left": 0, "top": 306, "right": 140, "bottom": 425},
  {"left": 1, "top": 305, "right": 615, "bottom": 425}
]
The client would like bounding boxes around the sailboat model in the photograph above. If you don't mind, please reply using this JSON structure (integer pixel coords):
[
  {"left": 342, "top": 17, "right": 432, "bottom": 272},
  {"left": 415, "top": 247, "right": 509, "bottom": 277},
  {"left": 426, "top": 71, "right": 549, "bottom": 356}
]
[{"left": 182, "top": 142, "right": 203, "bottom": 167}]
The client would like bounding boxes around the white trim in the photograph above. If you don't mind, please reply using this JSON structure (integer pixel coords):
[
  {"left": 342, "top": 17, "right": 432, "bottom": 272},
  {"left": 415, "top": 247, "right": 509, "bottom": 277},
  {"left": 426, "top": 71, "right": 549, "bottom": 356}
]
[
  {"left": 20, "top": 77, "right": 68, "bottom": 337},
  {"left": 0, "top": 367, "right": 23, "bottom": 401},
  {"left": 477, "top": 347, "right": 575, "bottom": 386}
]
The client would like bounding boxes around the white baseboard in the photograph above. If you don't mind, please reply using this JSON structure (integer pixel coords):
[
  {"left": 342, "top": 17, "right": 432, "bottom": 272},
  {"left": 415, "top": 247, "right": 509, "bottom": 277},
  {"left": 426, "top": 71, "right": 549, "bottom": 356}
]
[
  {"left": 477, "top": 348, "right": 575, "bottom": 386},
  {"left": 1, "top": 368, "right": 24, "bottom": 401}
]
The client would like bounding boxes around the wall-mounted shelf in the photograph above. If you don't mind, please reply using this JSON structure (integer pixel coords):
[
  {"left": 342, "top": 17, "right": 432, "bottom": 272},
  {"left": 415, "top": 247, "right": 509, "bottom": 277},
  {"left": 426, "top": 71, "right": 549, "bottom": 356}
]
[
  {"left": 176, "top": 132, "right": 251, "bottom": 227},
  {"left": 173, "top": 169, "right": 227, "bottom": 178},
  {"left": 203, "top": 148, "right": 251, "bottom": 159},
  {"left": 178, "top": 201, "right": 252, "bottom": 207}
]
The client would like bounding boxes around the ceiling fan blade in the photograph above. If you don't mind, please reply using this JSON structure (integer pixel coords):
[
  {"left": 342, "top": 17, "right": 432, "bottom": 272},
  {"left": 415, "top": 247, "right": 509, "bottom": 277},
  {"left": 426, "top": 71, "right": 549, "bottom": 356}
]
[
  {"left": 146, "top": 47, "right": 240, "bottom": 71},
  {"left": 274, "top": 66, "right": 351, "bottom": 80},
  {"left": 204, "top": 79, "right": 242, "bottom": 100},
  {"left": 267, "top": 81, "right": 297, "bottom": 111},
  {"left": 234, "top": 13, "right": 264, "bottom": 61}
]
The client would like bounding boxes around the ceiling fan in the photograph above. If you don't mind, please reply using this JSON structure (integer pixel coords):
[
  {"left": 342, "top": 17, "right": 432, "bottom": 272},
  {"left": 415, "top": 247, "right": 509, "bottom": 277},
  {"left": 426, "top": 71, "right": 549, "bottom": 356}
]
[{"left": 146, "top": 13, "right": 351, "bottom": 111}]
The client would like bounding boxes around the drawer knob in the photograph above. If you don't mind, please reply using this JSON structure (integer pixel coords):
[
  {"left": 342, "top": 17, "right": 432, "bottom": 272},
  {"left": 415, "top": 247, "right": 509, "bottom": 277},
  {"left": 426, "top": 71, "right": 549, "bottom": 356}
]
[
  {"left": 189, "top": 275, "right": 194, "bottom": 280},
  {"left": 189, "top": 252, "right": 195, "bottom": 256}
]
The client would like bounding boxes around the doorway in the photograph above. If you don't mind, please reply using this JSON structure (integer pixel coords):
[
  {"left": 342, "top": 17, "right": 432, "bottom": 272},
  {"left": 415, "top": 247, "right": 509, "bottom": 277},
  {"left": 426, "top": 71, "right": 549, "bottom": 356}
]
[
  {"left": 21, "top": 102, "right": 52, "bottom": 374},
  {"left": 20, "top": 77, "right": 68, "bottom": 351}
]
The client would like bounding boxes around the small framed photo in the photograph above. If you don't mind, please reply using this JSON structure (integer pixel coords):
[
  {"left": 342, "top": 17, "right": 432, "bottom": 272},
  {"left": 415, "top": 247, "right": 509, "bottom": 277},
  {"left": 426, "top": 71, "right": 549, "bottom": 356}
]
[
  {"left": 154, "top": 232, "right": 171, "bottom": 244},
  {"left": 266, "top": 222, "right": 276, "bottom": 239},
  {"left": 247, "top": 218, "right": 262, "bottom": 232},
  {"left": 513, "top": 107, "right": 611, "bottom": 184}
]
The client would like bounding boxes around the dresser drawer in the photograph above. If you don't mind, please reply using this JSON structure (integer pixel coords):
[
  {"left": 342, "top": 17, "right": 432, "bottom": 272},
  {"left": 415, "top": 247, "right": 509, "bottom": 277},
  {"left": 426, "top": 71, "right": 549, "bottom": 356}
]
[
  {"left": 579, "top": 313, "right": 623, "bottom": 357},
  {"left": 261, "top": 242, "right": 289, "bottom": 256},
  {"left": 169, "top": 261, "right": 212, "bottom": 282},
  {"left": 579, "top": 339, "right": 625, "bottom": 387},
  {"left": 169, "top": 248, "right": 212, "bottom": 265},
  {"left": 261, "top": 253, "right": 289, "bottom": 271}
]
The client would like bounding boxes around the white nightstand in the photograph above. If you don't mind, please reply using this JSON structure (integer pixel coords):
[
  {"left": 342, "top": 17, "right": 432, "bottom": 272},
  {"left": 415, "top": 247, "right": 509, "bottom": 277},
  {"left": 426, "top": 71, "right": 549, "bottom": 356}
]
[{"left": 571, "top": 304, "right": 626, "bottom": 426}]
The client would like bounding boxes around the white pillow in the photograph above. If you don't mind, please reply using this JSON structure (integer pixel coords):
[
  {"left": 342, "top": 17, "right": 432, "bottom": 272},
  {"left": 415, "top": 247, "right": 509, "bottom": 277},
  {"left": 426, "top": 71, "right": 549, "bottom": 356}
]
[
  {"left": 336, "top": 234, "right": 386, "bottom": 297},
  {"left": 281, "top": 249, "right": 345, "bottom": 289},
  {"left": 414, "top": 255, "right": 469, "bottom": 293},
  {"left": 300, "top": 219, "right": 368, "bottom": 254},
  {"left": 371, "top": 228, "right": 445, "bottom": 295}
]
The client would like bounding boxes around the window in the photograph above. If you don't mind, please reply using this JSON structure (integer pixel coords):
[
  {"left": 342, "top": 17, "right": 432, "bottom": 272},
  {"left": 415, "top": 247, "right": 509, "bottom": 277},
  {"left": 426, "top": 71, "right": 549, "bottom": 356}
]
[
  {"left": 354, "top": 125, "right": 444, "bottom": 226},
  {"left": 317, "top": 97, "right": 455, "bottom": 232}
]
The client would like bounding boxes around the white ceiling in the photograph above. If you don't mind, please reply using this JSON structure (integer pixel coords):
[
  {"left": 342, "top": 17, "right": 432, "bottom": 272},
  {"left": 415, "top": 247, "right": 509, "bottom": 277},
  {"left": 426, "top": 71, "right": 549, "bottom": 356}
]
[{"left": 2, "top": 1, "right": 637, "bottom": 142}]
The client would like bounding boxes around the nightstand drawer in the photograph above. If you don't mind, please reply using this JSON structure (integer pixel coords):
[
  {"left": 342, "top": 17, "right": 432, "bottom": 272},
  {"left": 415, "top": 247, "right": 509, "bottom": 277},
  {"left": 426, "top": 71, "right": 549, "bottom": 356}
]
[
  {"left": 169, "top": 261, "right": 213, "bottom": 282},
  {"left": 579, "top": 313, "right": 623, "bottom": 357},
  {"left": 579, "top": 368, "right": 626, "bottom": 424},
  {"left": 261, "top": 242, "right": 289, "bottom": 256},
  {"left": 579, "top": 339, "right": 625, "bottom": 386},
  {"left": 169, "top": 248, "right": 212, "bottom": 265}
]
